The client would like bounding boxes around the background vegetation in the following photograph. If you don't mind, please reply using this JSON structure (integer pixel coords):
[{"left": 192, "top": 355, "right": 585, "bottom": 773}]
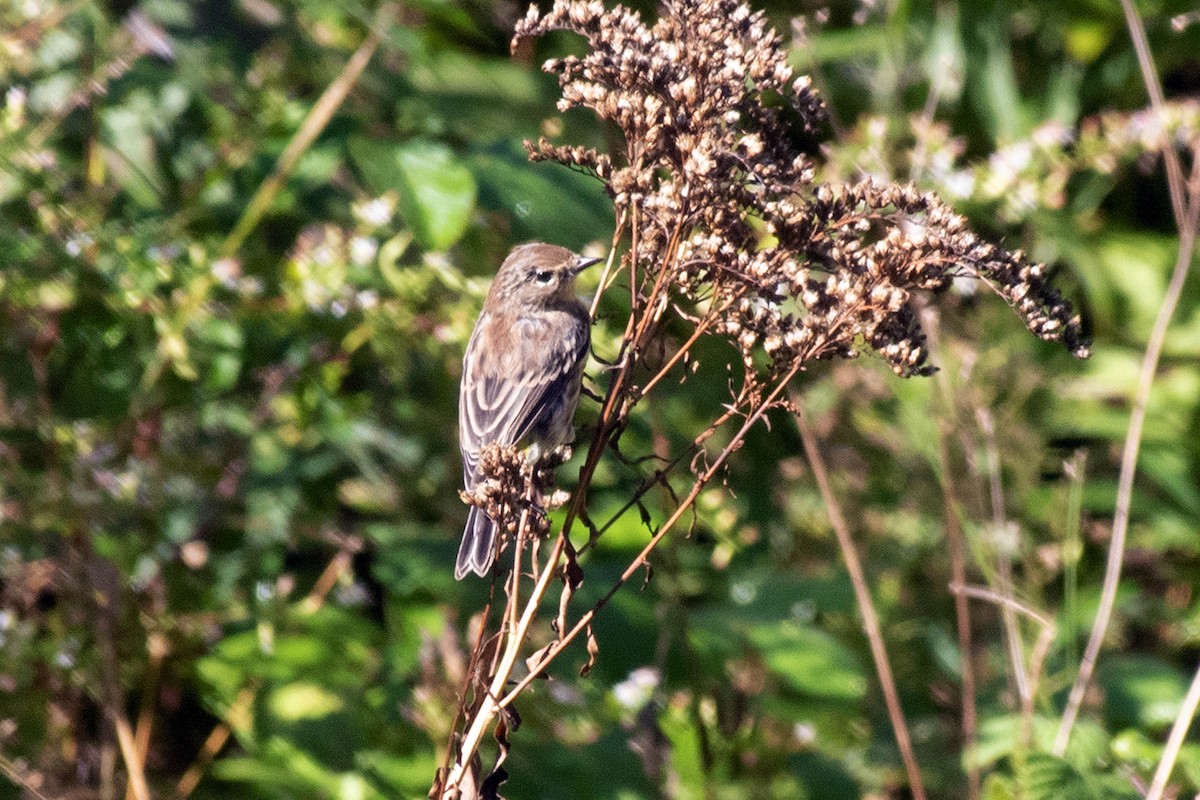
[{"left": 0, "top": 0, "right": 1198, "bottom": 798}]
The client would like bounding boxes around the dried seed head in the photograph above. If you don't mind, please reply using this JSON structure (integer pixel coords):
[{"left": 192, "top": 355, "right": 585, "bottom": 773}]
[{"left": 514, "top": 0, "right": 1088, "bottom": 380}]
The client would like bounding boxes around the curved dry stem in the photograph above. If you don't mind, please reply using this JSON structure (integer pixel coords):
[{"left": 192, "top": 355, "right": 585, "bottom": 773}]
[
  {"left": 1055, "top": 171, "right": 1200, "bottom": 754},
  {"left": 1055, "top": 0, "right": 1200, "bottom": 751},
  {"left": 1145, "top": 663, "right": 1200, "bottom": 800},
  {"left": 443, "top": 211, "right": 695, "bottom": 794},
  {"left": 500, "top": 362, "right": 802, "bottom": 704},
  {"left": 443, "top": 492, "right": 540, "bottom": 794},
  {"left": 793, "top": 399, "right": 928, "bottom": 800}
]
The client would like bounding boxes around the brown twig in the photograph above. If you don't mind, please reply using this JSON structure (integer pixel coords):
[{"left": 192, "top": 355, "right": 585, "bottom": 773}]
[
  {"left": 935, "top": 428, "right": 980, "bottom": 799},
  {"left": 793, "top": 399, "right": 927, "bottom": 800},
  {"left": 1056, "top": 151, "right": 1195, "bottom": 758},
  {"left": 175, "top": 684, "right": 257, "bottom": 798},
  {"left": 1145, "top": 662, "right": 1200, "bottom": 800},
  {"left": 949, "top": 583, "right": 1056, "bottom": 753},
  {"left": 948, "top": 584, "right": 1053, "bottom": 630},
  {"left": 500, "top": 363, "right": 803, "bottom": 707},
  {"left": 125, "top": 630, "right": 167, "bottom": 800},
  {"left": 924, "top": 308, "right": 980, "bottom": 800},
  {"left": 0, "top": 757, "right": 53, "bottom": 800},
  {"left": 444, "top": 225, "right": 763, "bottom": 792},
  {"left": 975, "top": 408, "right": 1031, "bottom": 707}
]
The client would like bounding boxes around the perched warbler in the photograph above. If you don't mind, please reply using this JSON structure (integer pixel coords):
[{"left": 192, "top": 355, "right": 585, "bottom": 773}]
[{"left": 456, "top": 243, "right": 598, "bottom": 579}]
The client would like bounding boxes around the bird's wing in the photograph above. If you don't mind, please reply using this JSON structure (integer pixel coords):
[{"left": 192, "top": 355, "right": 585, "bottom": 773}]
[{"left": 459, "top": 311, "right": 588, "bottom": 486}]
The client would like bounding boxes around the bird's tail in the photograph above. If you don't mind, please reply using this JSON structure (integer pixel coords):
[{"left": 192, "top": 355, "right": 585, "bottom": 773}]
[{"left": 455, "top": 506, "right": 497, "bottom": 580}]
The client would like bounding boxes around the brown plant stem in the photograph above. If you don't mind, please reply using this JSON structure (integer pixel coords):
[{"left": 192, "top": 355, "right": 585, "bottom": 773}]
[
  {"left": 113, "top": 716, "right": 150, "bottom": 800},
  {"left": 1055, "top": 160, "right": 1200, "bottom": 754},
  {"left": 1118, "top": 0, "right": 1188, "bottom": 228},
  {"left": 0, "top": 757, "right": 53, "bottom": 800},
  {"left": 935, "top": 428, "right": 980, "bottom": 800},
  {"left": 175, "top": 685, "right": 256, "bottom": 798},
  {"left": 500, "top": 363, "right": 802, "bottom": 707},
  {"left": 125, "top": 630, "right": 166, "bottom": 800},
  {"left": 1055, "top": 0, "right": 1200, "bottom": 753},
  {"left": 445, "top": 351, "right": 799, "bottom": 794},
  {"left": 793, "top": 400, "right": 928, "bottom": 800},
  {"left": 948, "top": 584, "right": 1056, "bottom": 753},
  {"left": 1145, "top": 662, "right": 1200, "bottom": 800},
  {"left": 443, "top": 213, "right": 652, "bottom": 793}
]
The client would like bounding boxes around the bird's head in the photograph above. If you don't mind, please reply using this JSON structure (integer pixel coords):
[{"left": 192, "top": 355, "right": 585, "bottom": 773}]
[{"left": 491, "top": 243, "right": 600, "bottom": 309}]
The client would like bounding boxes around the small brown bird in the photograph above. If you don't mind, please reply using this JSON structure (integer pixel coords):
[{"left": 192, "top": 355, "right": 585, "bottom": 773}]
[{"left": 456, "top": 243, "right": 599, "bottom": 579}]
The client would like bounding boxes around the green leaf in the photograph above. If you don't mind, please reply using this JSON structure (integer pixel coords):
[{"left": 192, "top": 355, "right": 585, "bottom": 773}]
[
  {"left": 1021, "top": 753, "right": 1097, "bottom": 800},
  {"left": 804, "top": 25, "right": 891, "bottom": 63},
  {"left": 975, "top": 714, "right": 1109, "bottom": 772},
  {"left": 269, "top": 682, "right": 345, "bottom": 721},
  {"left": 468, "top": 141, "right": 613, "bottom": 251},
  {"left": 747, "top": 622, "right": 867, "bottom": 701},
  {"left": 349, "top": 138, "right": 476, "bottom": 251},
  {"left": 970, "top": 20, "right": 1031, "bottom": 143},
  {"left": 355, "top": 749, "right": 441, "bottom": 796},
  {"left": 101, "top": 105, "right": 165, "bottom": 208},
  {"left": 1100, "top": 655, "right": 1189, "bottom": 730}
]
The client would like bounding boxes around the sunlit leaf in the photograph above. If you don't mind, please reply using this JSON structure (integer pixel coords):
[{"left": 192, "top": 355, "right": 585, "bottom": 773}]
[
  {"left": 747, "top": 622, "right": 867, "bottom": 701},
  {"left": 349, "top": 138, "right": 476, "bottom": 251}
]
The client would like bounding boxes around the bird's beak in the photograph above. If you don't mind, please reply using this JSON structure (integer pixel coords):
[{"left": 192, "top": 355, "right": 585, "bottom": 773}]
[{"left": 572, "top": 255, "right": 602, "bottom": 274}]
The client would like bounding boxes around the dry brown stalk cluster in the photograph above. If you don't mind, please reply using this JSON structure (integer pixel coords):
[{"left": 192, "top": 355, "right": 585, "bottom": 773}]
[
  {"left": 517, "top": 0, "right": 1087, "bottom": 381},
  {"left": 438, "top": 1, "right": 1089, "bottom": 795},
  {"left": 458, "top": 443, "right": 568, "bottom": 542}
]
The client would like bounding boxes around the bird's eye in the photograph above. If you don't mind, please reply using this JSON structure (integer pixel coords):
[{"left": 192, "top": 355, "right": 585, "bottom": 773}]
[{"left": 534, "top": 270, "right": 554, "bottom": 284}]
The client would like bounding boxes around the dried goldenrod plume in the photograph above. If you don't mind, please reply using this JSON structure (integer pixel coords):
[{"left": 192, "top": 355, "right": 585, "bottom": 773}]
[
  {"left": 516, "top": 0, "right": 1087, "bottom": 380},
  {"left": 437, "top": 1, "right": 1089, "bottom": 796}
]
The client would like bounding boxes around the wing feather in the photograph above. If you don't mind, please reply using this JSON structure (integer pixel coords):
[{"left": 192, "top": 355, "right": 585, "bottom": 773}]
[{"left": 459, "top": 309, "right": 588, "bottom": 488}]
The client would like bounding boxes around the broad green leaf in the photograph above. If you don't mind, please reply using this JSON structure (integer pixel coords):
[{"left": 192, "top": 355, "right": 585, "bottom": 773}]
[
  {"left": 804, "top": 25, "right": 891, "bottom": 63},
  {"left": 975, "top": 714, "right": 1109, "bottom": 772},
  {"left": 973, "top": 22, "right": 1028, "bottom": 142},
  {"left": 468, "top": 141, "right": 613, "bottom": 251},
  {"left": 349, "top": 138, "right": 476, "bottom": 251},
  {"left": 747, "top": 622, "right": 866, "bottom": 701},
  {"left": 355, "top": 750, "right": 441, "bottom": 796},
  {"left": 269, "top": 682, "right": 345, "bottom": 721},
  {"left": 1100, "top": 656, "right": 1189, "bottom": 730},
  {"left": 1064, "top": 20, "right": 1116, "bottom": 63},
  {"left": 1021, "top": 753, "right": 1097, "bottom": 800}
]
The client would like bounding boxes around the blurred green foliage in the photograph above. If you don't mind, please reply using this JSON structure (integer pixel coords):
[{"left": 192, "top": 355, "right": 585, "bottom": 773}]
[{"left": 0, "top": 0, "right": 1198, "bottom": 799}]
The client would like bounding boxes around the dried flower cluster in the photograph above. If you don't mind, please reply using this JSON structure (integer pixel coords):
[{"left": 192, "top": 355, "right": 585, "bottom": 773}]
[
  {"left": 459, "top": 443, "right": 569, "bottom": 541},
  {"left": 1079, "top": 97, "right": 1200, "bottom": 173},
  {"left": 514, "top": 0, "right": 1088, "bottom": 380},
  {"left": 832, "top": 98, "right": 1200, "bottom": 223},
  {"left": 441, "top": 3, "right": 1092, "bottom": 793}
]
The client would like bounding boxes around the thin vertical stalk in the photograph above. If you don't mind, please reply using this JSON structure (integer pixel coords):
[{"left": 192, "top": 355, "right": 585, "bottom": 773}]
[
  {"left": 1056, "top": 200, "right": 1200, "bottom": 754},
  {"left": 936, "top": 428, "right": 980, "bottom": 800},
  {"left": 1056, "top": 0, "right": 1200, "bottom": 754},
  {"left": 976, "top": 409, "right": 1030, "bottom": 705},
  {"left": 1061, "top": 451, "right": 1087, "bottom": 673},
  {"left": 1145, "top": 663, "right": 1200, "bottom": 800},
  {"left": 220, "top": 21, "right": 384, "bottom": 258},
  {"left": 793, "top": 401, "right": 927, "bottom": 800}
]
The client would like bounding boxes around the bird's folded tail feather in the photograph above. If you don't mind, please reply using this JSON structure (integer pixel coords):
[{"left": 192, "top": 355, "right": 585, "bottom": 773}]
[{"left": 455, "top": 506, "right": 497, "bottom": 580}]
